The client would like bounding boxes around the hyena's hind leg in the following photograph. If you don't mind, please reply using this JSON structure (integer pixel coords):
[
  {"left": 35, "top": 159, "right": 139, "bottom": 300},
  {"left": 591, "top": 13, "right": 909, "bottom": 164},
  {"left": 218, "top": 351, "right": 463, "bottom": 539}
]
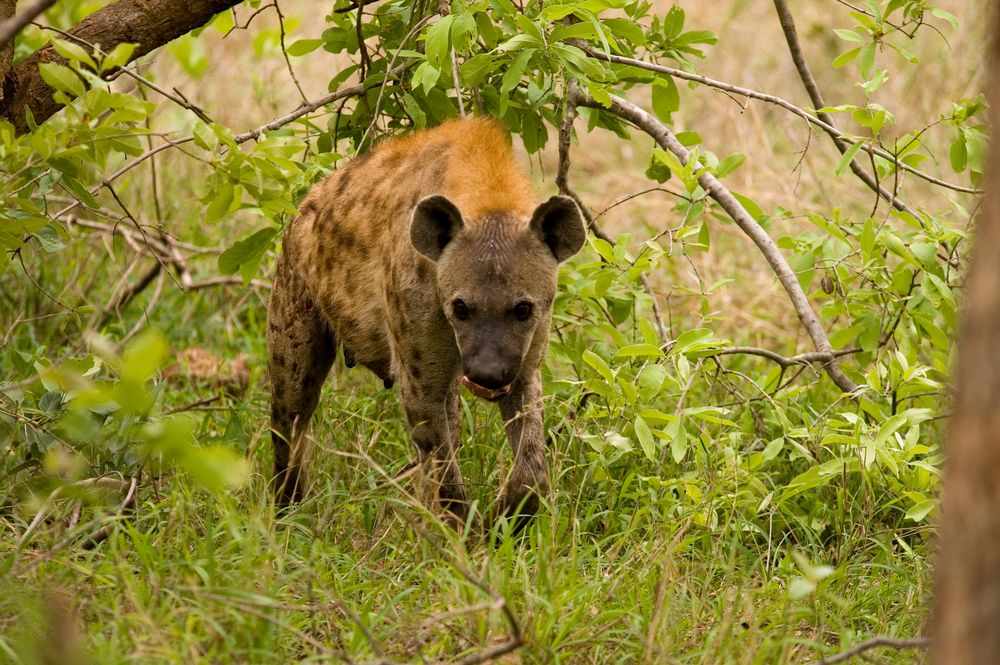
[{"left": 267, "top": 258, "right": 335, "bottom": 506}]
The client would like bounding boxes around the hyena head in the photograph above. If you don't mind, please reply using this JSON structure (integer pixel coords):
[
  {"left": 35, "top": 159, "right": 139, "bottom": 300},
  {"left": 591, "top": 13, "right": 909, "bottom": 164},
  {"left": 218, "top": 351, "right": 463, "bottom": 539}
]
[{"left": 410, "top": 194, "right": 586, "bottom": 400}]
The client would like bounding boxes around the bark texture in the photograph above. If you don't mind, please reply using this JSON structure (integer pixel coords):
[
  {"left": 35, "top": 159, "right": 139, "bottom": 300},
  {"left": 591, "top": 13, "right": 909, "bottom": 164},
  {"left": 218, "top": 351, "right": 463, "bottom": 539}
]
[
  {"left": 0, "top": 0, "right": 243, "bottom": 133},
  {"left": 0, "top": 0, "right": 14, "bottom": 99},
  {"left": 932, "top": 4, "right": 1000, "bottom": 662}
]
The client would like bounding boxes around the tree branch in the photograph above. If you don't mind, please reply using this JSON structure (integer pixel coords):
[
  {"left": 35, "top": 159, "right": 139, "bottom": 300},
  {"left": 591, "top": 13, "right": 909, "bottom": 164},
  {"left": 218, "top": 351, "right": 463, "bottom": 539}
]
[
  {"left": 815, "top": 635, "right": 928, "bottom": 664},
  {"left": 578, "top": 45, "right": 978, "bottom": 196},
  {"left": 1, "top": 0, "right": 244, "bottom": 133},
  {"left": 709, "top": 346, "right": 862, "bottom": 368},
  {"left": 0, "top": 0, "right": 15, "bottom": 96},
  {"left": 570, "top": 85, "right": 859, "bottom": 393},
  {"left": 0, "top": 0, "right": 54, "bottom": 52},
  {"left": 772, "top": 0, "right": 915, "bottom": 216}
]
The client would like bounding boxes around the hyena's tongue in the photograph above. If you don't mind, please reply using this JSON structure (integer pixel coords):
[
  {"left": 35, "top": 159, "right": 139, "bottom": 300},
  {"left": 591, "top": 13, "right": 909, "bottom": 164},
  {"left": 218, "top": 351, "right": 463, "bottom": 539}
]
[{"left": 461, "top": 376, "right": 512, "bottom": 401}]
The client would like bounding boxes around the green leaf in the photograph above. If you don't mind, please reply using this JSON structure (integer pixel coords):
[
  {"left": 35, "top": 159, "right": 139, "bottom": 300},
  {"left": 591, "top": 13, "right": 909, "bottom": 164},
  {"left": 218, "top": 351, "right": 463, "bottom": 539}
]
[
  {"left": 904, "top": 498, "right": 937, "bottom": 522},
  {"left": 650, "top": 78, "right": 679, "bottom": 123},
  {"left": 287, "top": 39, "right": 324, "bottom": 56},
  {"left": 218, "top": 227, "right": 278, "bottom": 282},
  {"left": 715, "top": 152, "right": 745, "bottom": 178},
  {"left": 615, "top": 343, "right": 663, "bottom": 358},
  {"left": 551, "top": 22, "right": 600, "bottom": 42},
  {"left": 835, "top": 140, "right": 864, "bottom": 176},
  {"left": 102, "top": 43, "right": 138, "bottom": 71},
  {"left": 121, "top": 329, "right": 169, "bottom": 384},
  {"left": 832, "top": 46, "right": 861, "bottom": 69},
  {"left": 501, "top": 49, "right": 534, "bottom": 95},
  {"left": 193, "top": 121, "right": 219, "bottom": 151},
  {"left": 929, "top": 7, "right": 959, "bottom": 29},
  {"left": 424, "top": 15, "right": 455, "bottom": 69},
  {"left": 634, "top": 415, "right": 656, "bottom": 462},
  {"left": 39, "top": 63, "right": 85, "bottom": 97},
  {"left": 460, "top": 54, "right": 496, "bottom": 86},
  {"left": 833, "top": 28, "right": 863, "bottom": 42},
  {"left": 582, "top": 349, "right": 615, "bottom": 385},
  {"left": 52, "top": 38, "right": 96, "bottom": 69}
]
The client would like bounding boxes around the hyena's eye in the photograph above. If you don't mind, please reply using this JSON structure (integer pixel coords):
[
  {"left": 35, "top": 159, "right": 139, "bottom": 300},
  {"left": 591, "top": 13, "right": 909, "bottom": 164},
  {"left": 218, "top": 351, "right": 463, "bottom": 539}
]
[
  {"left": 452, "top": 299, "right": 470, "bottom": 320},
  {"left": 513, "top": 301, "right": 533, "bottom": 321}
]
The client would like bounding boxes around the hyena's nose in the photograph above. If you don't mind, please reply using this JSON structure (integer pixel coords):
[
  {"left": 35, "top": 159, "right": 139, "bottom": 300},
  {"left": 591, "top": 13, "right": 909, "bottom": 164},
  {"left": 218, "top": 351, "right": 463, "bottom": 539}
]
[{"left": 465, "top": 365, "right": 512, "bottom": 391}]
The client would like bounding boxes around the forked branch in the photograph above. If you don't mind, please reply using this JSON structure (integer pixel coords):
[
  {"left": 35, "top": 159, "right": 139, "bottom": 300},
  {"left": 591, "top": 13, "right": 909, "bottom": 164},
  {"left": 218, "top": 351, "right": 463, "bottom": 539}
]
[
  {"left": 569, "top": 85, "right": 859, "bottom": 394},
  {"left": 772, "top": 0, "right": 915, "bottom": 216}
]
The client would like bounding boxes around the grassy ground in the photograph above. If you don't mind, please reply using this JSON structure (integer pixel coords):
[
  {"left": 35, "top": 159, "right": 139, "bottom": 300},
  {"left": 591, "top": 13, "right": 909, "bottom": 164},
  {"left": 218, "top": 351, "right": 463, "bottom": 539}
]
[{"left": 0, "top": 0, "right": 980, "bottom": 662}]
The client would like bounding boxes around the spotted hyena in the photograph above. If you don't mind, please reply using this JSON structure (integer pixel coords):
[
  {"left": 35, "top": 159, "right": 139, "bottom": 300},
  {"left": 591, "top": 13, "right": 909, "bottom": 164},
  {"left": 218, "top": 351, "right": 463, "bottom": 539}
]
[{"left": 267, "top": 117, "right": 586, "bottom": 526}]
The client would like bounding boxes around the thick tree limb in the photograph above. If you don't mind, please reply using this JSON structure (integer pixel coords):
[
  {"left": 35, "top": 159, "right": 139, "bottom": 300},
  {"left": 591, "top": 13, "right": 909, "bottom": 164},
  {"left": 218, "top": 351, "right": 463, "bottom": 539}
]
[
  {"left": 932, "top": 2, "right": 1000, "bottom": 660},
  {"left": 0, "top": 0, "right": 55, "bottom": 52},
  {"left": 570, "top": 85, "right": 859, "bottom": 393},
  {"left": 578, "top": 45, "right": 978, "bottom": 196},
  {"left": 0, "top": 0, "right": 244, "bottom": 133},
  {"left": 772, "top": 0, "right": 914, "bottom": 216}
]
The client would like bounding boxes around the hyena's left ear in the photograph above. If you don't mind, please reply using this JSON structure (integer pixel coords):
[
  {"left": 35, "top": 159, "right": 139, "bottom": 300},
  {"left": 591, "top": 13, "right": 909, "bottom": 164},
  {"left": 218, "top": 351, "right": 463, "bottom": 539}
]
[
  {"left": 411, "top": 195, "right": 465, "bottom": 261},
  {"left": 529, "top": 195, "right": 587, "bottom": 263}
]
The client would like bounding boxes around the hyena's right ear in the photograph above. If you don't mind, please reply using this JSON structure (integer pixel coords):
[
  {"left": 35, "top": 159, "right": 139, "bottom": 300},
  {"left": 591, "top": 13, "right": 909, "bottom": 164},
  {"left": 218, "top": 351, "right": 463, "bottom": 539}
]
[{"left": 410, "top": 195, "right": 465, "bottom": 261}]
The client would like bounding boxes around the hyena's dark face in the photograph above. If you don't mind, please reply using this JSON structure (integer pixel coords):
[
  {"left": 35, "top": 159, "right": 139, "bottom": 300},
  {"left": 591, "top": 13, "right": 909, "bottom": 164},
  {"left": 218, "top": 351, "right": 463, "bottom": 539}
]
[{"left": 410, "top": 195, "right": 586, "bottom": 399}]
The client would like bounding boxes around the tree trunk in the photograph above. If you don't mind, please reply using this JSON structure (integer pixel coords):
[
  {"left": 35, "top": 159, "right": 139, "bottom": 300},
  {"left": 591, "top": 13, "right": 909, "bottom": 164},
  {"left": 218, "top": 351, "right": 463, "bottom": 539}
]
[
  {"left": 932, "top": 3, "right": 1000, "bottom": 662},
  {"left": 0, "top": 0, "right": 243, "bottom": 133}
]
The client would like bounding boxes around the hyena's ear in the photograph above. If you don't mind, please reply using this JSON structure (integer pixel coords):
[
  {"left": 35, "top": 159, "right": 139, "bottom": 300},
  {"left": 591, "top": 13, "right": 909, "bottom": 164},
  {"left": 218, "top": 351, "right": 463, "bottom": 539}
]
[
  {"left": 410, "top": 195, "right": 465, "bottom": 261},
  {"left": 529, "top": 195, "right": 587, "bottom": 263}
]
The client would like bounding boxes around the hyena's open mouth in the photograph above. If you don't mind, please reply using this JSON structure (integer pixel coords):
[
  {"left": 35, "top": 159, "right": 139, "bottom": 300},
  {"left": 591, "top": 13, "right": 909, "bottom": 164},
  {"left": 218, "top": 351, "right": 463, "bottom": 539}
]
[{"left": 461, "top": 376, "right": 512, "bottom": 401}]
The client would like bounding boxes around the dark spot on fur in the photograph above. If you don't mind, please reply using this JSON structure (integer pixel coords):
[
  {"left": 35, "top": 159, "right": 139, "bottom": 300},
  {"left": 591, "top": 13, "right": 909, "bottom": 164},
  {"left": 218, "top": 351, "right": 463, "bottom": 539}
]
[
  {"left": 336, "top": 169, "right": 353, "bottom": 196},
  {"left": 349, "top": 151, "right": 373, "bottom": 169},
  {"left": 291, "top": 361, "right": 299, "bottom": 374},
  {"left": 410, "top": 366, "right": 422, "bottom": 380},
  {"left": 274, "top": 353, "right": 286, "bottom": 368},
  {"left": 302, "top": 199, "right": 317, "bottom": 215},
  {"left": 415, "top": 261, "right": 430, "bottom": 281},
  {"left": 412, "top": 349, "right": 422, "bottom": 364}
]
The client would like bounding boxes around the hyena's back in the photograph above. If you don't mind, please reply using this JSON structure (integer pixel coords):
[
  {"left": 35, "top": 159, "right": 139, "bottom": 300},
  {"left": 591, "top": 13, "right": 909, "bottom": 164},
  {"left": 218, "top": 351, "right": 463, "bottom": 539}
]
[{"left": 281, "top": 118, "right": 538, "bottom": 383}]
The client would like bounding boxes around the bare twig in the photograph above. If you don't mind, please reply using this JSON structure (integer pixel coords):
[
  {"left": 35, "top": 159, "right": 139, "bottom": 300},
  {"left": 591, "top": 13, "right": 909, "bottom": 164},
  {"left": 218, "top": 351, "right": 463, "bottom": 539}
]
[
  {"left": 771, "top": 0, "right": 915, "bottom": 216},
  {"left": 577, "top": 45, "right": 978, "bottom": 196},
  {"left": 19, "top": 477, "right": 129, "bottom": 546},
  {"left": 555, "top": 102, "right": 609, "bottom": 242},
  {"left": 273, "top": 0, "right": 308, "bottom": 103},
  {"left": 814, "top": 635, "right": 929, "bottom": 664},
  {"left": 570, "top": 85, "right": 859, "bottom": 393},
  {"left": 555, "top": 100, "right": 668, "bottom": 344},
  {"left": 0, "top": 0, "right": 54, "bottom": 50},
  {"left": 81, "top": 470, "right": 140, "bottom": 549},
  {"left": 451, "top": 47, "right": 465, "bottom": 118},
  {"left": 709, "top": 345, "right": 862, "bottom": 368}
]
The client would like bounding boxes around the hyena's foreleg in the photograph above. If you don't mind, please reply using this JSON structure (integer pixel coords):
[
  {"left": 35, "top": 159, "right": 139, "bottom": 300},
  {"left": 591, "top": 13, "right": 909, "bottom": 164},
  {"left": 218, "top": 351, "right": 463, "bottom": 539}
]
[
  {"left": 401, "top": 379, "right": 469, "bottom": 523},
  {"left": 497, "top": 370, "right": 549, "bottom": 529},
  {"left": 267, "top": 257, "right": 335, "bottom": 506}
]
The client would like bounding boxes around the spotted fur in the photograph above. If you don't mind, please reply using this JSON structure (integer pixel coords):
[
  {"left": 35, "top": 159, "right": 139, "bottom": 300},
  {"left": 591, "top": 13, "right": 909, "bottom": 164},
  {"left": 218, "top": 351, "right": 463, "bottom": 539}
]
[{"left": 267, "top": 117, "right": 586, "bottom": 526}]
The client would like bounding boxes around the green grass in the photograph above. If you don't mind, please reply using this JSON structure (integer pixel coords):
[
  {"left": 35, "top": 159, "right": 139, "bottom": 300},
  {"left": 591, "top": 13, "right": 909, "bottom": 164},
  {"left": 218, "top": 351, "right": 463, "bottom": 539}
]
[
  {"left": 1, "top": 280, "right": 932, "bottom": 663},
  {"left": 2, "top": 1, "right": 966, "bottom": 660}
]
